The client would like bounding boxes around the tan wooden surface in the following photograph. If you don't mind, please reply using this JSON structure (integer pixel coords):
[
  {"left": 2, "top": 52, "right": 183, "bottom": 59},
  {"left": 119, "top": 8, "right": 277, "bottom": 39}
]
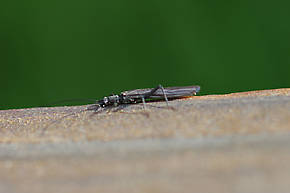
[{"left": 0, "top": 88, "right": 290, "bottom": 193}]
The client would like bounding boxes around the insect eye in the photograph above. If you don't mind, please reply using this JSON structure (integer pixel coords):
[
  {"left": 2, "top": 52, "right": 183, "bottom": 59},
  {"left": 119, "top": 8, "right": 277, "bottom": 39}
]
[{"left": 103, "top": 97, "right": 108, "bottom": 104}]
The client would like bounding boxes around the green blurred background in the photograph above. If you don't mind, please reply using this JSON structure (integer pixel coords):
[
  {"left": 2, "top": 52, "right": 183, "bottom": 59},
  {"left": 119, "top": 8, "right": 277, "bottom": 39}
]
[{"left": 1, "top": 0, "right": 289, "bottom": 109}]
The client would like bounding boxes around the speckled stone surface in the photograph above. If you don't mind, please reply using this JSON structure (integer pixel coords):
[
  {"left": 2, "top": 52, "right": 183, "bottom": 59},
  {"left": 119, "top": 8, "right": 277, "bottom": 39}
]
[{"left": 0, "top": 88, "right": 290, "bottom": 193}]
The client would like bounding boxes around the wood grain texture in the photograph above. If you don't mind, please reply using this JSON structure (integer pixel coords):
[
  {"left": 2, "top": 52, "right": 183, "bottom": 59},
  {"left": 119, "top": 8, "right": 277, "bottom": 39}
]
[{"left": 0, "top": 88, "right": 290, "bottom": 193}]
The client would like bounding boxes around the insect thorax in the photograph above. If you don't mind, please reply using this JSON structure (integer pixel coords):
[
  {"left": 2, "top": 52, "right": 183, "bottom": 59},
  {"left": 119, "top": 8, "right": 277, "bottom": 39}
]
[{"left": 98, "top": 95, "right": 120, "bottom": 107}]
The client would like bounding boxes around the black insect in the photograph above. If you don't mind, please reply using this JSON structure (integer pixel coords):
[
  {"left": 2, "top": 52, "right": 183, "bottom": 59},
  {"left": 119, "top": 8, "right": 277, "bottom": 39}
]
[
  {"left": 40, "top": 85, "right": 200, "bottom": 135},
  {"left": 86, "top": 84, "right": 200, "bottom": 111}
]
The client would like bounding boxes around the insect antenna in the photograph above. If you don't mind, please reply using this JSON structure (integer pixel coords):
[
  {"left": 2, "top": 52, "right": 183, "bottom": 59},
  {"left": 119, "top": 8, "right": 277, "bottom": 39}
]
[
  {"left": 39, "top": 104, "right": 101, "bottom": 136},
  {"left": 43, "top": 98, "right": 96, "bottom": 107}
]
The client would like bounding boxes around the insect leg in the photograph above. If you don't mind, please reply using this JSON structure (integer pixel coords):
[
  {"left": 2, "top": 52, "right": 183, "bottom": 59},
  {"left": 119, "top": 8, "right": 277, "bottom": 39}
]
[
  {"left": 141, "top": 97, "right": 146, "bottom": 110},
  {"left": 143, "top": 84, "right": 169, "bottom": 107},
  {"left": 136, "top": 90, "right": 147, "bottom": 110},
  {"left": 86, "top": 104, "right": 101, "bottom": 111},
  {"left": 39, "top": 109, "right": 87, "bottom": 136},
  {"left": 158, "top": 85, "right": 169, "bottom": 107}
]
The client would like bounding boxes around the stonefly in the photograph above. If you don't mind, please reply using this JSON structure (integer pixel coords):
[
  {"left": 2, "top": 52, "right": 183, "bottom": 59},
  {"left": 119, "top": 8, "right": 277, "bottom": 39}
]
[
  {"left": 40, "top": 85, "right": 200, "bottom": 135},
  {"left": 87, "top": 84, "right": 200, "bottom": 111}
]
